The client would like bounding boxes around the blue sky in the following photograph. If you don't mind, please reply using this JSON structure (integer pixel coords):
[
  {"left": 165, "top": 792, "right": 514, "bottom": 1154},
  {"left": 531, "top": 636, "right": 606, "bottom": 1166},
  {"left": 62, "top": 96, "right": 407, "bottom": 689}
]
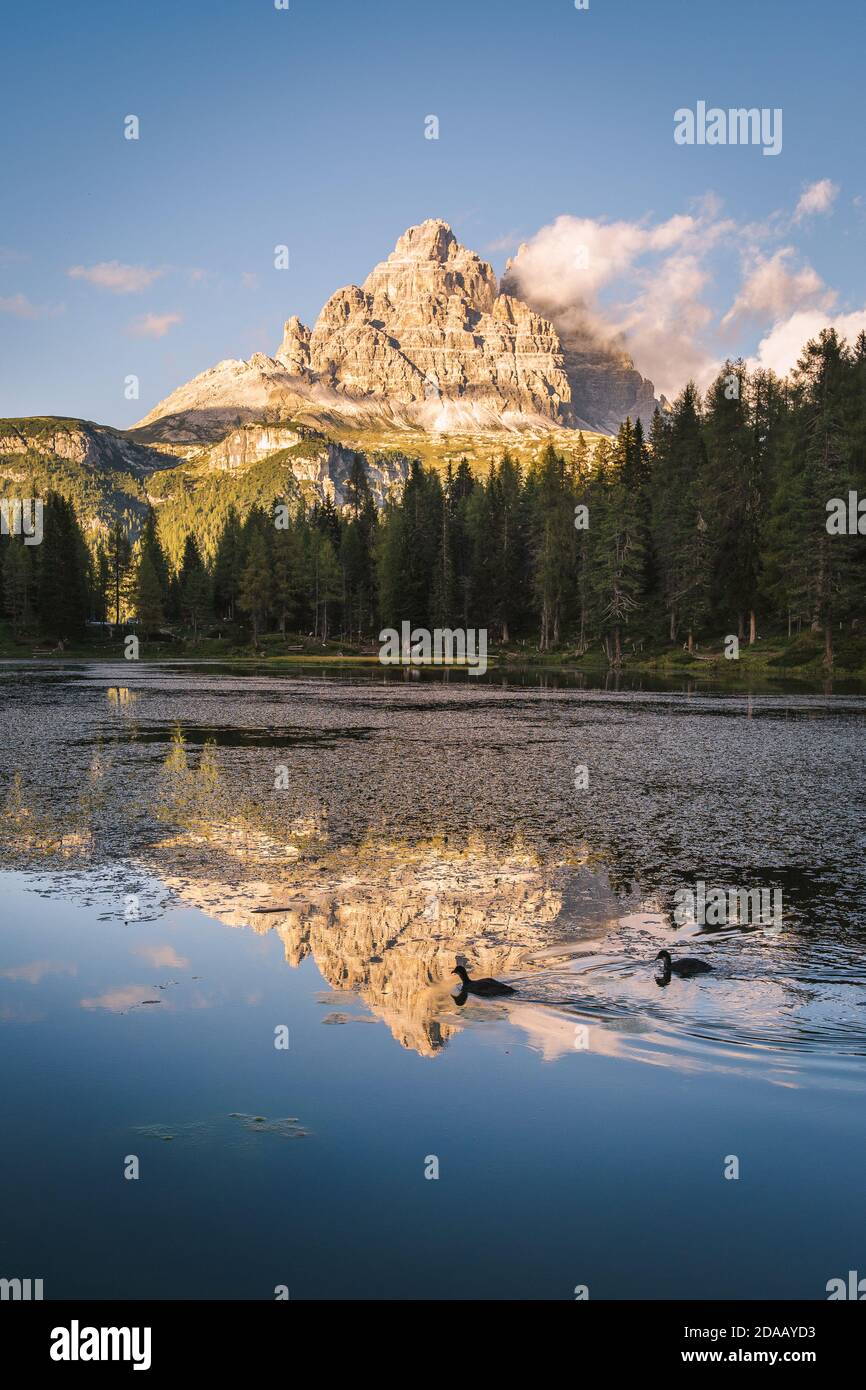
[{"left": 0, "top": 0, "right": 863, "bottom": 424}]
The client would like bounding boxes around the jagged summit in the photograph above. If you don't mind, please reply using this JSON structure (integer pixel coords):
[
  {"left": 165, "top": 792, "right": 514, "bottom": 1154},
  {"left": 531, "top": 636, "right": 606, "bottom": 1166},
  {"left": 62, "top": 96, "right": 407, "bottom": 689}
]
[
  {"left": 134, "top": 220, "right": 656, "bottom": 443},
  {"left": 385, "top": 217, "right": 461, "bottom": 262}
]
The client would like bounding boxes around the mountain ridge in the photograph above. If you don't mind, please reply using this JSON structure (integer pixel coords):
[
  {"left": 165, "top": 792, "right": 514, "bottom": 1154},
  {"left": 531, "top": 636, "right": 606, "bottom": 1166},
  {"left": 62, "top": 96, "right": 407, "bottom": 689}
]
[
  {"left": 0, "top": 221, "right": 650, "bottom": 564},
  {"left": 133, "top": 219, "right": 657, "bottom": 443}
]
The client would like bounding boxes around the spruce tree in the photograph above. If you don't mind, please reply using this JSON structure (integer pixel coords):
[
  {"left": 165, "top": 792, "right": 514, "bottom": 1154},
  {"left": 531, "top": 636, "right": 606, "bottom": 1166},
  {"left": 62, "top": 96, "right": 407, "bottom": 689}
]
[
  {"left": 238, "top": 530, "right": 272, "bottom": 643},
  {"left": 35, "top": 494, "right": 89, "bottom": 640},
  {"left": 105, "top": 521, "right": 133, "bottom": 627},
  {"left": 212, "top": 507, "right": 243, "bottom": 621},
  {"left": 3, "top": 539, "right": 34, "bottom": 636}
]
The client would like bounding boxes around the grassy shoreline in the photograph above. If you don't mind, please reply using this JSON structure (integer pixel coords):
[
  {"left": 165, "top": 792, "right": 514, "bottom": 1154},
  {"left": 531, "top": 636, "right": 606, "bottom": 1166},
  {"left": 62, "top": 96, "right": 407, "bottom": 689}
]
[{"left": 2, "top": 628, "right": 865, "bottom": 686}]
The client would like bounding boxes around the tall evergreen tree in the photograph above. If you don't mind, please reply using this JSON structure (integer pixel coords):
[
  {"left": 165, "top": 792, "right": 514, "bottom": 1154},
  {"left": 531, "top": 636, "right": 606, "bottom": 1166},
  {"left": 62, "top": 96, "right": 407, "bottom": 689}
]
[
  {"left": 650, "top": 383, "right": 711, "bottom": 649},
  {"left": 586, "top": 423, "right": 648, "bottom": 663},
  {"left": 105, "top": 521, "right": 133, "bottom": 627},
  {"left": 212, "top": 506, "right": 244, "bottom": 621},
  {"left": 175, "top": 534, "right": 211, "bottom": 634},
  {"left": 238, "top": 530, "right": 272, "bottom": 643},
  {"left": 272, "top": 517, "right": 304, "bottom": 636},
  {"left": 3, "top": 539, "right": 35, "bottom": 635},
  {"left": 133, "top": 507, "right": 170, "bottom": 631},
  {"left": 35, "top": 493, "right": 89, "bottom": 640},
  {"left": 526, "top": 445, "right": 575, "bottom": 649}
]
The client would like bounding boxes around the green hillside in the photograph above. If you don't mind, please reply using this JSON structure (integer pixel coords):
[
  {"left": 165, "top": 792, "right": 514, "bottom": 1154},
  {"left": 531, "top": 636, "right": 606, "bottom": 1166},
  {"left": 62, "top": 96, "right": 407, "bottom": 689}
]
[{"left": 0, "top": 415, "right": 408, "bottom": 569}]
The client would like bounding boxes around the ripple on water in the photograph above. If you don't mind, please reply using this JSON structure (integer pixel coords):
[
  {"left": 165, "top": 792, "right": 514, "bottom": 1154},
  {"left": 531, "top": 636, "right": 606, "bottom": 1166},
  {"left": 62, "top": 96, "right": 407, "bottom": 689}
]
[{"left": 1, "top": 663, "right": 865, "bottom": 1079}]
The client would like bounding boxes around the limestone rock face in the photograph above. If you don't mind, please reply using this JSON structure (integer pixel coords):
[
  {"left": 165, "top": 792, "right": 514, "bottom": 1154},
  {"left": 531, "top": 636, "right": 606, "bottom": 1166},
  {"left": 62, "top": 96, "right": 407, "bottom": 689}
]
[
  {"left": 275, "top": 316, "right": 311, "bottom": 376},
  {"left": 185, "top": 423, "right": 409, "bottom": 508},
  {"left": 194, "top": 424, "right": 304, "bottom": 471},
  {"left": 562, "top": 344, "right": 658, "bottom": 434},
  {"left": 499, "top": 258, "right": 658, "bottom": 431},
  {"left": 303, "top": 218, "right": 571, "bottom": 420},
  {"left": 135, "top": 218, "right": 657, "bottom": 440},
  {"left": 0, "top": 418, "right": 174, "bottom": 478}
]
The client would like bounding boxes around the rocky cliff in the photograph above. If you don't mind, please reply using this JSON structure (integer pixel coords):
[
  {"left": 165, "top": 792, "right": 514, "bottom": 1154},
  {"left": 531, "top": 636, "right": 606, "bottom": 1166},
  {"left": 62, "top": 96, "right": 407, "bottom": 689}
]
[
  {"left": 0, "top": 417, "right": 174, "bottom": 479},
  {"left": 134, "top": 219, "right": 657, "bottom": 442},
  {"left": 0, "top": 417, "right": 181, "bottom": 542},
  {"left": 187, "top": 423, "right": 409, "bottom": 509},
  {"left": 299, "top": 220, "right": 572, "bottom": 421},
  {"left": 0, "top": 414, "right": 409, "bottom": 565},
  {"left": 560, "top": 343, "right": 658, "bottom": 434}
]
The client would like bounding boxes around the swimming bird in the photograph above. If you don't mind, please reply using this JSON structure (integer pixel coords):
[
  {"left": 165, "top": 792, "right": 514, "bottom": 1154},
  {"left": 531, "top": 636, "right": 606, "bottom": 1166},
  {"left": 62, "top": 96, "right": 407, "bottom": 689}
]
[
  {"left": 654, "top": 949, "right": 713, "bottom": 986},
  {"left": 452, "top": 963, "right": 516, "bottom": 998}
]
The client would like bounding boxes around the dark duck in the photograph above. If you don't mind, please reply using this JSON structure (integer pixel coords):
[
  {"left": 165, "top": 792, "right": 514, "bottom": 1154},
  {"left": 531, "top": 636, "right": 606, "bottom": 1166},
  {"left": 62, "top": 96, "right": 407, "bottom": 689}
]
[
  {"left": 654, "top": 949, "right": 713, "bottom": 987},
  {"left": 452, "top": 962, "right": 516, "bottom": 1003}
]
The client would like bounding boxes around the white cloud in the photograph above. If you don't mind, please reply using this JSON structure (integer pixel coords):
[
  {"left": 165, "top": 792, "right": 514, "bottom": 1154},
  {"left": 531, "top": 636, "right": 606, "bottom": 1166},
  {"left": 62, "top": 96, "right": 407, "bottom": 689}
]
[
  {"left": 80, "top": 985, "right": 160, "bottom": 1013},
  {"left": 617, "top": 253, "right": 720, "bottom": 393},
  {"left": 793, "top": 179, "right": 839, "bottom": 222},
  {"left": 128, "top": 311, "right": 182, "bottom": 338},
  {"left": 503, "top": 183, "right": 857, "bottom": 399},
  {"left": 750, "top": 306, "right": 866, "bottom": 377},
  {"left": 504, "top": 208, "right": 732, "bottom": 397},
  {"left": 0, "top": 293, "right": 63, "bottom": 320},
  {"left": 133, "top": 944, "right": 189, "bottom": 969},
  {"left": 68, "top": 261, "right": 164, "bottom": 293},
  {"left": 721, "top": 248, "right": 833, "bottom": 327}
]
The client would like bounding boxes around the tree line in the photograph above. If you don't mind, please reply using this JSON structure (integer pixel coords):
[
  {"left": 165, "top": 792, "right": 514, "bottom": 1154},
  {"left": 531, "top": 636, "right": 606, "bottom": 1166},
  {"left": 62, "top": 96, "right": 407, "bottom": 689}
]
[{"left": 2, "top": 328, "right": 864, "bottom": 664}]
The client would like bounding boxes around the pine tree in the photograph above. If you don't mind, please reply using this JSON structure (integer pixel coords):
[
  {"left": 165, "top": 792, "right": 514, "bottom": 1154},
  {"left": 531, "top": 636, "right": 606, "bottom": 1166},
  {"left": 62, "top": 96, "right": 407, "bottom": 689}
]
[
  {"left": 176, "top": 535, "right": 211, "bottom": 635},
  {"left": 272, "top": 519, "right": 303, "bottom": 636},
  {"left": 376, "top": 461, "right": 441, "bottom": 629},
  {"left": 526, "top": 445, "right": 575, "bottom": 649},
  {"left": 135, "top": 551, "right": 165, "bottom": 631},
  {"left": 91, "top": 546, "right": 110, "bottom": 623},
  {"left": 586, "top": 423, "right": 648, "bottom": 663},
  {"left": 238, "top": 530, "right": 272, "bottom": 643},
  {"left": 494, "top": 452, "right": 528, "bottom": 643},
  {"left": 307, "top": 528, "right": 341, "bottom": 641},
  {"left": 344, "top": 454, "right": 373, "bottom": 516},
  {"left": 35, "top": 493, "right": 89, "bottom": 640},
  {"left": 212, "top": 507, "right": 243, "bottom": 621},
  {"left": 703, "top": 364, "right": 764, "bottom": 642},
  {"left": 105, "top": 521, "right": 133, "bottom": 627},
  {"left": 651, "top": 384, "right": 711, "bottom": 648},
  {"left": 133, "top": 508, "right": 169, "bottom": 631},
  {"left": 3, "top": 539, "right": 34, "bottom": 635},
  {"left": 789, "top": 329, "right": 858, "bottom": 664}
]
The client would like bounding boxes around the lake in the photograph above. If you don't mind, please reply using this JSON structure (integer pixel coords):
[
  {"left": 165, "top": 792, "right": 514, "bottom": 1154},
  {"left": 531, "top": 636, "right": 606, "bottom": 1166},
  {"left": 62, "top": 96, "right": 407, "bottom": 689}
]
[{"left": 1, "top": 661, "right": 865, "bottom": 1300}]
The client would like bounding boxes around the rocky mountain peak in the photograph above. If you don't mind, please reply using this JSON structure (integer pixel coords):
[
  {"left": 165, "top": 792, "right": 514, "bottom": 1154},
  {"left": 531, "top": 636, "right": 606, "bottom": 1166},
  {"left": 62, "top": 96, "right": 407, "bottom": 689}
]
[
  {"left": 276, "top": 316, "right": 311, "bottom": 375},
  {"left": 389, "top": 218, "right": 459, "bottom": 263},
  {"left": 136, "top": 220, "right": 657, "bottom": 441}
]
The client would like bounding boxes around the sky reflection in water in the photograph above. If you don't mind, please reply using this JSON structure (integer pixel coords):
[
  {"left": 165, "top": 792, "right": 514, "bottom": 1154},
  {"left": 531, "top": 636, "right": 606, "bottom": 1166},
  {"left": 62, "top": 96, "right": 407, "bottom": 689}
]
[{"left": 1, "top": 663, "right": 865, "bottom": 1298}]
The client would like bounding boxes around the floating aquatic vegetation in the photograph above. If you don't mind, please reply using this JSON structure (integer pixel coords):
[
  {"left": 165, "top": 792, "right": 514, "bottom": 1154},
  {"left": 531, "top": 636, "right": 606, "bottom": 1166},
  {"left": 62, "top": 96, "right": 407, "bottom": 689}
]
[
  {"left": 133, "top": 1122, "right": 210, "bottom": 1144},
  {"left": 321, "top": 1011, "right": 376, "bottom": 1026},
  {"left": 133, "top": 1113, "right": 309, "bottom": 1144},
  {"left": 228, "top": 1113, "right": 308, "bottom": 1138}
]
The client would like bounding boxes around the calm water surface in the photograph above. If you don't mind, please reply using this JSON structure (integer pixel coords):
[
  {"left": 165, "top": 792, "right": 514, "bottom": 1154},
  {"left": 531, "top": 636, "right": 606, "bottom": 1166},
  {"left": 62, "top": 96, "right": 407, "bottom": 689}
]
[{"left": 1, "top": 662, "right": 865, "bottom": 1299}]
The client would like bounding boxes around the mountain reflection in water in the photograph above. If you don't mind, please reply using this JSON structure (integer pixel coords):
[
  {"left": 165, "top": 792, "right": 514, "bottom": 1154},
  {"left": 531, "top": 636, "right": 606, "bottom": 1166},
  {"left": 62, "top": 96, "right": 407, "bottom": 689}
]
[{"left": 2, "top": 663, "right": 865, "bottom": 1075}]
